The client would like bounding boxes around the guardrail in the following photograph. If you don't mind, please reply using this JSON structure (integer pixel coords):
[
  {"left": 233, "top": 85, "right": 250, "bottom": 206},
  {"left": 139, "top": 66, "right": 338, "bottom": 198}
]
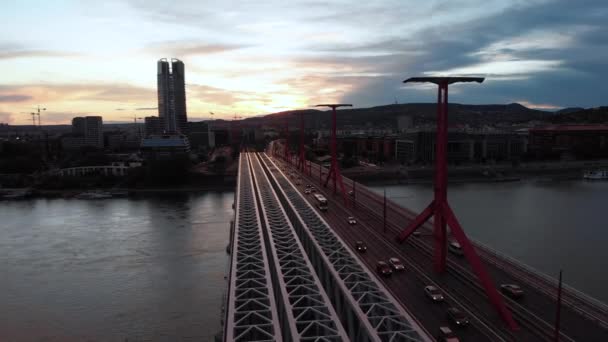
[
  {"left": 224, "top": 154, "right": 282, "bottom": 342},
  {"left": 248, "top": 153, "right": 348, "bottom": 341}
]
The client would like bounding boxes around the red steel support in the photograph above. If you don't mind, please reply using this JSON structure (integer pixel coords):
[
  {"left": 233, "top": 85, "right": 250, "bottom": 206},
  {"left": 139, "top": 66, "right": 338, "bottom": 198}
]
[
  {"left": 396, "top": 77, "right": 518, "bottom": 331},
  {"left": 315, "top": 104, "right": 351, "bottom": 205},
  {"left": 284, "top": 118, "right": 289, "bottom": 161},
  {"left": 298, "top": 112, "right": 306, "bottom": 173}
]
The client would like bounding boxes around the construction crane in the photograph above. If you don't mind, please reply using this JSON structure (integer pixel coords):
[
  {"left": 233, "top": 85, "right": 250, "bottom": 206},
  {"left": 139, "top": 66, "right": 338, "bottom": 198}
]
[{"left": 26, "top": 106, "right": 46, "bottom": 127}]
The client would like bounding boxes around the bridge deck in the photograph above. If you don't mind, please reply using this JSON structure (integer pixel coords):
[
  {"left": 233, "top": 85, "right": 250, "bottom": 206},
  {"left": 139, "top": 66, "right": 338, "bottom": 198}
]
[
  {"left": 259, "top": 153, "right": 429, "bottom": 341},
  {"left": 286, "top": 154, "right": 608, "bottom": 341}
]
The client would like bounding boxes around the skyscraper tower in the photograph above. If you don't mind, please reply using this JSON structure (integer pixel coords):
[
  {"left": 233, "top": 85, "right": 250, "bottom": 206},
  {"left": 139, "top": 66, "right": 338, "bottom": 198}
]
[{"left": 157, "top": 58, "right": 188, "bottom": 134}]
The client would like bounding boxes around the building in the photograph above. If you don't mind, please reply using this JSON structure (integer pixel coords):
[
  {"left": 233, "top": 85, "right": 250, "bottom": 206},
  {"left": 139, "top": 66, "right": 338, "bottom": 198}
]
[
  {"left": 157, "top": 58, "right": 187, "bottom": 134},
  {"left": 84, "top": 116, "right": 103, "bottom": 148},
  {"left": 144, "top": 116, "right": 162, "bottom": 137},
  {"left": 528, "top": 125, "right": 608, "bottom": 160},
  {"left": 395, "top": 129, "right": 526, "bottom": 164},
  {"left": 72, "top": 117, "right": 85, "bottom": 135},
  {"left": 62, "top": 116, "right": 103, "bottom": 151},
  {"left": 140, "top": 134, "right": 191, "bottom": 161}
]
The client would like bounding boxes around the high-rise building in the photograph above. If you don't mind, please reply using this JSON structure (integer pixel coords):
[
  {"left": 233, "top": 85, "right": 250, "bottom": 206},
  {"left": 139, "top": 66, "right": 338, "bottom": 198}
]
[
  {"left": 72, "top": 117, "right": 85, "bottom": 135},
  {"left": 157, "top": 58, "right": 188, "bottom": 134},
  {"left": 144, "top": 116, "right": 162, "bottom": 137},
  {"left": 63, "top": 116, "right": 103, "bottom": 150},
  {"left": 84, "top": 116, "right": 103, "bottom": 148}
]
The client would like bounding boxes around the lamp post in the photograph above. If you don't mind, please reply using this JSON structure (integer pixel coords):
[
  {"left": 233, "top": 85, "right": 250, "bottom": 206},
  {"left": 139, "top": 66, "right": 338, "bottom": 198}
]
[
  {"left": 396, "top": 77, "right": 518, "bottom": 331},
  {"left": 315, "top": 104, "right": 352, "bottom": 204}
]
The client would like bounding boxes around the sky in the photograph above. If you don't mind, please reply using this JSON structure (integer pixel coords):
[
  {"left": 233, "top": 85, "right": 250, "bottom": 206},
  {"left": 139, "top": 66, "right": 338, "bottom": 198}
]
[{"left": 1, "top": 0, "right": 607, "bottom": 125}]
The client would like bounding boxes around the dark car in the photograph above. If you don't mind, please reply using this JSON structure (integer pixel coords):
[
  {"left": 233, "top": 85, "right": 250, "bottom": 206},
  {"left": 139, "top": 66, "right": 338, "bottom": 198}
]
[
  {"left": 348, "top": 190, "right": 355, "bottom": 197},
  {"left": 355, "top": 241, "right": 367, "bottom": 253},
  {"left": 501, "top": 284, "right": 524, "bottom": 299},
  {"left": 376, "top": 261, "right": 393, "bottom": 277},
  {"left": 448, "top": 241, "right": 464, "bottom": 256},
  {"left": 388, "top": 257, "right": 405, "bottom": 271},
  {"left": 447, "top": 307, "right": 469, "bottom": 327},
  {"left": 424, "top": 285, "right": 444, "bottom": 302},
  {"left": 413, "top": 231, "right": 421, "bottom": 237}
]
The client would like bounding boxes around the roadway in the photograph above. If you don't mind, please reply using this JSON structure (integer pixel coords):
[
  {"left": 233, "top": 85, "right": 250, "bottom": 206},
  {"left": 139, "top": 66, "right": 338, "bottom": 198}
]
[
  {"left": 281, "top": 157, "right": 608, "bottom": 341},
  {"left": 270, "top": 157, "right": 515, "bottom": 341},
  {"left": 342, "top": 172, "right": 608, "bottom": 342}
]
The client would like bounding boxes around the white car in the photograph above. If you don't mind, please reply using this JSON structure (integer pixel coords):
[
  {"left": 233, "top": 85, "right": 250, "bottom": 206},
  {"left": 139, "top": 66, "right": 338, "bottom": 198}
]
[
  {"left": 347, "top": 216, "right": 357, "bottom": 225},
  {"left": 305, "top": 188, "right": 311, "bottom": 194}
]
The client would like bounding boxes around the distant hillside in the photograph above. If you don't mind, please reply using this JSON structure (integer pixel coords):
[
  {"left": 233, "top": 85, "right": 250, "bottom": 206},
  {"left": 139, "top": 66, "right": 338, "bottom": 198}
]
[
  {"left": 551, "top": 107, "right": 608, "bottom": 124},
  {"left": 245, "top": 102, "right": 552, "bottom": 129},
  {"left": 556, "top": 107, "right": 585, "bottom": 114}
]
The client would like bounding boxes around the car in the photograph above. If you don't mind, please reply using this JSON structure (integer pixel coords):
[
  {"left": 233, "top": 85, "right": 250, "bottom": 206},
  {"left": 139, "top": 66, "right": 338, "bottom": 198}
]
[
  {"left": 438, "top": 326, "right": 460, "bottom": 342},
  {"left": 348, "top": 190, "right": 355, "bottom": 197},
  {"left": 376, "top": 261, "right": 393, "bottom": 277},
  {"left": 305, "top": 189, "right": 311, "bottom": 194},
  {"left": 448, "top": 241, "right": 464, "bottom": 256},
  {"left": 388, "top": 257, "right": 405, "bottom": 271},
  {"left": 305, "top": 184, "right": 311, "bottom": 188},
  {"left": 500, "top": 284, "right": 524, "bottom": 299},
  {"left": 424, "top": 285, "right": 444, "bottom": 302},
  {"left": 446, "top": 307, "right": 469, "bottom": 327},
  {"left": 412, "top": 231, "right": 421, "bottom": 237},
  {"left": 310, "top": 187, "right": 317, "bottom": 193},
  {"left": 355, "top": 241, "right": 367, "bottom": 253},
  {"left": 347, "top": 216, "right": 357, "bottom": 225}
]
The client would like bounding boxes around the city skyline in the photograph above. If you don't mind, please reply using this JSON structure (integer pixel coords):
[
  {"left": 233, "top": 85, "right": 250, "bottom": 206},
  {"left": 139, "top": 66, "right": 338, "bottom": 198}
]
[{"left": 1, "top": 0, "right": 608, "bottom": 125}]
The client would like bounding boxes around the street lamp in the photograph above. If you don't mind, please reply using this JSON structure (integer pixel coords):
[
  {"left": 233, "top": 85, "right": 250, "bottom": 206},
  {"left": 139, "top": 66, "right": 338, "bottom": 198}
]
[
  {"left": 315, "top": 104, "right": 352, "bottom": 205},
  {"left": 396, "top": 76, "right": 517, "bottom": 331}
]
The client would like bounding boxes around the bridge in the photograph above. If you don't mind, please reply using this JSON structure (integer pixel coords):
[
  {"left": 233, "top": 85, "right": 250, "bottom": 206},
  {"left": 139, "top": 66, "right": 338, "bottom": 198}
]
[{"left": 222, "top": 151, "right": 608, "bottom": 341}]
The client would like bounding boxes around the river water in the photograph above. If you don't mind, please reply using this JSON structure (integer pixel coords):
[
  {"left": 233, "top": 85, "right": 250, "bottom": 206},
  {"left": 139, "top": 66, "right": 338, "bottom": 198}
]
[
  {"left": 0, "top": 192, "right": 233, "bottom": 342},
  {"left": 368, "top": 180, "right": 608, "bottom": 304}
]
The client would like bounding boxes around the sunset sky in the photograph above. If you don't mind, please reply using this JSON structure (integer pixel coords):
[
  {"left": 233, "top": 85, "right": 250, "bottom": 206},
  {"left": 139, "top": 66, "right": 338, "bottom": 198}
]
[{"left": 1, "top": 0, "right": 607, "bottom": 125}]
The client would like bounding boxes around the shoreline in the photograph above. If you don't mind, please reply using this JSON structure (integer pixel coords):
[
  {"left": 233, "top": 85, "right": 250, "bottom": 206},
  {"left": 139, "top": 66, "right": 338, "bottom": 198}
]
[{"left": 0, "top": 184, "right": 236, "bottom": 200}]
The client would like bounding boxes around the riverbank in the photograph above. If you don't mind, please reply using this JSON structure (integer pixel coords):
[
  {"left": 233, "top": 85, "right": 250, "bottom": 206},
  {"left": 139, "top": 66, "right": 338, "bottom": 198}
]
[
  {"left": 0, "top": 183, "right": 236, "bottom": 200},
  {"left": 344, "top": 159, "right": 608, "bottom": 185}
]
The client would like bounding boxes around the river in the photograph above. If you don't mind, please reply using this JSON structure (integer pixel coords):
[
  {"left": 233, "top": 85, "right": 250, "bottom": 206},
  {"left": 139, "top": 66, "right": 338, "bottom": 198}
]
[
  {"left": 0, "top": 192, "right": 233, "bottom": 341},
  {"left": 368, "top": 180, "right": 608, "bottom": 304}
]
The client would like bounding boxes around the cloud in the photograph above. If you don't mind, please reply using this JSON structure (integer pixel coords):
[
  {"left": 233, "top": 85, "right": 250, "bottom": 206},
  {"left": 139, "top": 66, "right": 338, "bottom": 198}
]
[
  {"left": 0, "top": 94, "right": 33, "bottom": 102},
  {"left": 144, "top": 41, "right": 248, "bottom": 57},
  {"left": 0, "top": 43, "right": 80, "bottom": 60}
]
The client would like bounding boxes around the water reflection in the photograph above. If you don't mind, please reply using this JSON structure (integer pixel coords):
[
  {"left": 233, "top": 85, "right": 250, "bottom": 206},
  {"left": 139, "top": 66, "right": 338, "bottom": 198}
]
[{"left": 0, "top": 192, "right": 233, "bottom": 341}]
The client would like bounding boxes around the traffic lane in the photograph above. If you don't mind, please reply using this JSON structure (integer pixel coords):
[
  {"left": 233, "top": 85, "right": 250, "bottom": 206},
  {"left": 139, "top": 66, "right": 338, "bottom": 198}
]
[
  {"left": 355, "top": 188, "right": 607, "bottom": 341},
  {"left": 349, "top": 197, "right": 551, "bottom": 341},
  {"left": 414, "top": 232, "right": 608, "bottom": 342},
  {"left": 283, "top": 167, "right": 492, "bottom": 341},
  {"left": 339, "top": 198, "right": 526, "bottom": 341},
  {"left": 308, "top": 180, "right": 535, "bottom": 342},
  {"left": 294, "top": 182, "right": 496, "bottom": 341},
  {"left": 319, "top": 200, "right": 494, "bottom": 342}
]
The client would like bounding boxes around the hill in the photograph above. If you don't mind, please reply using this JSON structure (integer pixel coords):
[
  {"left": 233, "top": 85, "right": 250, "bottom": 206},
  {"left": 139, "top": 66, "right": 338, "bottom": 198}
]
[
  {"left": 246, "top": 102, "right": 552, "bottom": 129},
  {"left": 551, "top": 107, "right": 608, "bottom": 124}
]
